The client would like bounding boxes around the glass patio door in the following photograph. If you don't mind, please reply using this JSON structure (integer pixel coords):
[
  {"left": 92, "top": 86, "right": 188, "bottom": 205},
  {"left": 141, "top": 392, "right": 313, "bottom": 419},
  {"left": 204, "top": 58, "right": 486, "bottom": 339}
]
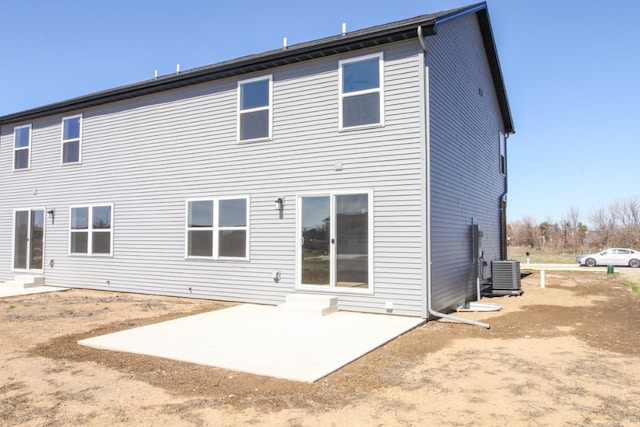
[
  {"left": 13, "top": 209, "right": 44, "bottom": 271},
  {"left": 300, "top": 196, "right": 331, "bottom": 286},
  {"left": 299, "top": 193, "right": 369, "bottom": 290}
]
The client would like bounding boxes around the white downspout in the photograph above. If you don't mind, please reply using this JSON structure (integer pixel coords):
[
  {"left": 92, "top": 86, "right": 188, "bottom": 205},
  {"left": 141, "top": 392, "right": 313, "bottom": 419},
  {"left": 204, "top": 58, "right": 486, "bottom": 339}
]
[{"left": 418, "top": 26, "right": 490, "bottom": 329}]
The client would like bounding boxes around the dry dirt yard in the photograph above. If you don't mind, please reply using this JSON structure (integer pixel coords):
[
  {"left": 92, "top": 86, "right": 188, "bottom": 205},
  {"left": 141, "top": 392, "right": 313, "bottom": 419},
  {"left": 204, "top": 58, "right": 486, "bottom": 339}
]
[{"left": 2, "top": 270, "right": 640, "bottom": 426}]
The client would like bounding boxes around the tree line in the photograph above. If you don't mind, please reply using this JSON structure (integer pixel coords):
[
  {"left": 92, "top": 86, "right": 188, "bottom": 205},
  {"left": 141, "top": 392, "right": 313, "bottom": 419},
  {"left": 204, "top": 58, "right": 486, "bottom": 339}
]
[{"left": 508, "top": 197, "right": 640, "bottom": 252}]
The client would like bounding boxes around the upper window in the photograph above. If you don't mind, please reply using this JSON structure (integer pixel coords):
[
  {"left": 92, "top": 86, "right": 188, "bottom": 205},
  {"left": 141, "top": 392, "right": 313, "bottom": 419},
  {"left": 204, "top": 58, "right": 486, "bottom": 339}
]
[
  {"left": 339, "top": 53, "right": 383, "bottom": 129},
  {"left": 70, "top": 204, "right": 113, "bottom": 256},
  {"left": 238, "top": 76, "right": 272, "bottom": 142},
  {"left": 62, "top": 115, "right": 82, "bottom": 164},
  {"left": 186, "top": 197, "right": 249, "bottom": 259},
  {"left": 13, "top": 125, "right": 31, "bottom": 170}
]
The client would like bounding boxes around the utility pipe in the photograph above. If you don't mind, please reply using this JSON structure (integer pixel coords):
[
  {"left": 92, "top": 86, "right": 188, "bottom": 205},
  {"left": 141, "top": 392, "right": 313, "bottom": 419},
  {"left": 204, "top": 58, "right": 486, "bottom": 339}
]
[
  {"left": 499, "top": 132, "right": 510, "bottom": 260},
  {"left": 418, "top": 26, "right": 490, "bottom": 329}
]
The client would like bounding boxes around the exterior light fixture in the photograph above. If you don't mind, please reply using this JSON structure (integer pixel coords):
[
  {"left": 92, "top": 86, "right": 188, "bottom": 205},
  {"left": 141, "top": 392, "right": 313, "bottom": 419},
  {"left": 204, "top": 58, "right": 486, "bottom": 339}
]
[
  {"left": 47, "top": 209, "right": 56, "bottom": 224},
  {"left": 275, "top": 197, "right": 284, "bottom": 211}
]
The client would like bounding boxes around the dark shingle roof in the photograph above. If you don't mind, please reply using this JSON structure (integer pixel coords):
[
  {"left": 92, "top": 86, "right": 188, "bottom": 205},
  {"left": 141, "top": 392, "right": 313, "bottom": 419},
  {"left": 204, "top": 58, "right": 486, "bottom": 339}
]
[{"left": 0, "top": 2, "right": 513, "bottom": 133}]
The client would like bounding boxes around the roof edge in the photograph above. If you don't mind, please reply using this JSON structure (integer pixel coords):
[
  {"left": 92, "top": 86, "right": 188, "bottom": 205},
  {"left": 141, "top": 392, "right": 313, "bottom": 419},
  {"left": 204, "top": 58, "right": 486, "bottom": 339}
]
[
  {"left": 475, "top": 5, "right": 515, "bottom": 134},
  {"left": 0, "top": 13, "right": 441, "bottom": 125},
  {"left": 434, "top": 2, "right": 488, "bottom": 29},
  {"left": 0, "top": 2, "right": 513, "bottom": 134},
  {"left": 431, "top": 2, "right": 514, "bottom": 134}
]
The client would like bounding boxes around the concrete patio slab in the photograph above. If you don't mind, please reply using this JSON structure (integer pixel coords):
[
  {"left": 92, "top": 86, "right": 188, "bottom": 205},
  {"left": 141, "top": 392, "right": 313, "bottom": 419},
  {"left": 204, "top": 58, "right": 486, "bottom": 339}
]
[
  {"left": 79, "top": 304, "right": 424, "bottom": 383},
  {"left": 0, "top": 285, "right": 68, "bottom": 298}
]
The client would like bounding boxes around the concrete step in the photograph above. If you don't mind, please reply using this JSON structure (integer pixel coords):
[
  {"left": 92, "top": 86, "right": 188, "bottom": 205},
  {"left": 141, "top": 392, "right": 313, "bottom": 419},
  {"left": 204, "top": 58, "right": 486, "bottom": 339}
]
[
  {"left": 3, "top": 275, "right": 45, "bottom": 289},
  {"left": 278, "top": 294, "right": 339, "bottom": 317}
]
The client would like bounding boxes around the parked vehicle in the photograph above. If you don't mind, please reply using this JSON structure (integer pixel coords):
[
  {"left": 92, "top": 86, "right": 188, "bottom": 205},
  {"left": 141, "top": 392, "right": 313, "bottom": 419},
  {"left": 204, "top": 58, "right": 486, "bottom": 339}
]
[{"left": 577, "top": 248, "right": 640, "bottom": 268}]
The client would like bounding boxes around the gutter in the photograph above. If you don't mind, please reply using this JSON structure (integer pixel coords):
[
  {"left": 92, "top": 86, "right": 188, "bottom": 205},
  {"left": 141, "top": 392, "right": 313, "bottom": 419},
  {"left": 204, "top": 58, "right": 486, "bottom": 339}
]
[
  {"left": 418, "top": 25, "right": 490, "bottom": 329},
  {"left": 431, "top": 2, "right": 487, "bottom": 29}
]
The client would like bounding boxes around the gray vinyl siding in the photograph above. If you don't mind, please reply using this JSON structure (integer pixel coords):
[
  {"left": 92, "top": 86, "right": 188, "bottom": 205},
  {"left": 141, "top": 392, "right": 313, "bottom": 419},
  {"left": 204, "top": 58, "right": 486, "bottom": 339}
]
[
  {"left": 0, "top": 41, "right": 426, "bottom": 316},
  {"left": 428, "top": 14, "right": 507, "bottom": 312},
  {"left": 1, "top": 11, "right": 511, "bottom": 318}
]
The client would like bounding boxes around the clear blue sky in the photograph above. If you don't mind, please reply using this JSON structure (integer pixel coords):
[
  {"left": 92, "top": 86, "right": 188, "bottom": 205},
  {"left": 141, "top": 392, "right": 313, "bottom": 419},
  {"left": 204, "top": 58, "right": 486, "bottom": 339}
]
[{"left": 1, "top": 0, "right": 638, "bottom": 227}]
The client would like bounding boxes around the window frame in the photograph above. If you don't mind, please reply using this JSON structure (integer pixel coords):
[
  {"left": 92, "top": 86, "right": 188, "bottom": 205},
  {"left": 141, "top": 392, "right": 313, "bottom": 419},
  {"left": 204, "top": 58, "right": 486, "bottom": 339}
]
[
  {"left": 339, "top": 53, "right": 384, "bottom": 131},
  {"left": 296, "top": 189, "right": 374, "bottom": 294},
  {"left": 61, "top": 114, "right": 83, "bottom": 165},
  {"left": 185, "top": 196, "right": 250, "bottom": 260},
  {"left": 237, "top": 75, "right": 273, "bottom": 143},
  {"left": 13, "top": 124, "right": 32, "bottom": 171},
  {"left": 11, "top": 207, "right": 46, "bottom": 272},
  {"left": 69, "top": 203, "right": 114, "bottom": 257}
]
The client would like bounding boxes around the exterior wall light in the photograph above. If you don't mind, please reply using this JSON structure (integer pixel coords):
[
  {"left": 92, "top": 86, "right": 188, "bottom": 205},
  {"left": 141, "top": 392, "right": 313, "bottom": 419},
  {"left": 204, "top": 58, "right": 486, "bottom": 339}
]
[
  {"left": 275, "top": 197, "right": 284, "bottom": 211},
  {"left": 47, "top": 209, "right": 56, "bottom": 224}
]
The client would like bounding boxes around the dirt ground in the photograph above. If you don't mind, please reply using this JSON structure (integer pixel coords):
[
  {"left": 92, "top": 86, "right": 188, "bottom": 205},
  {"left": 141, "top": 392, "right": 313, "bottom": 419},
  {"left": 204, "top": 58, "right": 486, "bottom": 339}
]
[{"left": 2, "top": 270, "right": 640, "bottom": 427}]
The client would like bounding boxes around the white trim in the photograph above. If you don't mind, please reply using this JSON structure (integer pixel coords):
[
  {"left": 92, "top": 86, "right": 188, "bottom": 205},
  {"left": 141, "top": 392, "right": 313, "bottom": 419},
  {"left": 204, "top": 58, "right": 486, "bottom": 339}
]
[
  {"left": 68, "top": 203, "right": 114, "bottom": 257},
  {"left": 295, "top": 189, "right": 374, "bottom": 294},
  {"left": 13, "top": 124, "right": 32, "bottom": 171},
  {"left": 185, "top": 195, "right": 250, "bottom": 261},
  {"left": 237, "top": 75, "right": 273, "bottom": 143},
  {"left": 418, "top": 45, "right": 429, "bottom": 319},
  {"left": 338, "top": 52, "right": 385, "bottom": 131},
  {"left": 185, "top": 198, "right": 214, "bottom": 259},
  {"left": 61, "top": 114, "right": 83, "bottom": 165}
]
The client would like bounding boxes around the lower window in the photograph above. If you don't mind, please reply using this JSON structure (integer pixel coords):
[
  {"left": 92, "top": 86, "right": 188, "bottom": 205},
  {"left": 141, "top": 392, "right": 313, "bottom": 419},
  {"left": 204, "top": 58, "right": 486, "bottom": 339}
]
[
  {"left": 70, "top": 204, "right": 113, "bottom": 255},
  {"left": 186, "top": 197, "right": 248, "bottom": 259}
]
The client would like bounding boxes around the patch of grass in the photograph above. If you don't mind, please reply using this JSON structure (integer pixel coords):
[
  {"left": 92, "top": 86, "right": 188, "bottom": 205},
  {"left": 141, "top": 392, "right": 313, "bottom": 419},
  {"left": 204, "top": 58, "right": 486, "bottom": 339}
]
[
  {"left": 507, "top": 246, "right": 578, "bottom": 264},
  {"left": 622, "top": 277, "right": 640, "bottom": 297},
  {"left": 8, "top": 305, "right": 16, "bottom": 310}
]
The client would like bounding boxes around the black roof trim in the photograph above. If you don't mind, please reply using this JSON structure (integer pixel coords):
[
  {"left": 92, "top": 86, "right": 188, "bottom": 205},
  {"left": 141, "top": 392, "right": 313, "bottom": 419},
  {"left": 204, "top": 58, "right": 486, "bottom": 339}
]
[
  {"left": 474, "top": 7, "right": 515, "bottom": 133},
  {"left": 0, "top": 2, "right": 512, "bottom": 132}
]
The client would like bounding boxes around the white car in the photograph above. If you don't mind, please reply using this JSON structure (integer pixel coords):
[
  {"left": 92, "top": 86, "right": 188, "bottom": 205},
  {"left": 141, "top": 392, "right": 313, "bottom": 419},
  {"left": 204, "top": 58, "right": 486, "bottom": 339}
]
[{"left": 577, "top": 248, "right": 640, "bottom": 268}]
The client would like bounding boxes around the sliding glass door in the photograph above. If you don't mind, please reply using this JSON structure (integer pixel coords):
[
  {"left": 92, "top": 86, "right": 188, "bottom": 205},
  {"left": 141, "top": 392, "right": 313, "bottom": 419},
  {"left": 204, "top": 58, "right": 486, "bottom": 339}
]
[
  {"left": 335, "top": 193, "right": 369, "bottom": 288},
  {"left": 300, "top": 196, "right": 331, "bottom": 285},
  {"left": 13, "top": 209, "right": 44, "bottom": 271},
  {"left": 298, "top": 192, "right": 370, "bottom": 290}
]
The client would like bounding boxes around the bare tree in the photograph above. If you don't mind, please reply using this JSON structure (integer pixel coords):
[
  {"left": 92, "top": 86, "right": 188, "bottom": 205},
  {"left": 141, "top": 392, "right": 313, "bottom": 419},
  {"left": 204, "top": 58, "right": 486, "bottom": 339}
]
[
  {"left": 616, "top": 197, "right": 640, "bottom": 247},
  {"left": 509, "top": 216, "right": 540, "bottom": 248},
  {"left": 589, "top": 206, "right": 616, "bottom": 248},
  {"left": 619, "top": 197, "right": 640, "bottom": 228},
  {"left": 510, "top": 196, "right": 639, "bottom": 252},
  {"left": 559, "top": 207, "right": 583, "bottom": 252}
]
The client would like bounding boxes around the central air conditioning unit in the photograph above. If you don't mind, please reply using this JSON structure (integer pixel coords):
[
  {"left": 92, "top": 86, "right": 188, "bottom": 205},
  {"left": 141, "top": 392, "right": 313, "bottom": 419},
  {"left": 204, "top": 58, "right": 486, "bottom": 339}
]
[{"left": 491, "top": 260, "right": 521, "bottom": 291}]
